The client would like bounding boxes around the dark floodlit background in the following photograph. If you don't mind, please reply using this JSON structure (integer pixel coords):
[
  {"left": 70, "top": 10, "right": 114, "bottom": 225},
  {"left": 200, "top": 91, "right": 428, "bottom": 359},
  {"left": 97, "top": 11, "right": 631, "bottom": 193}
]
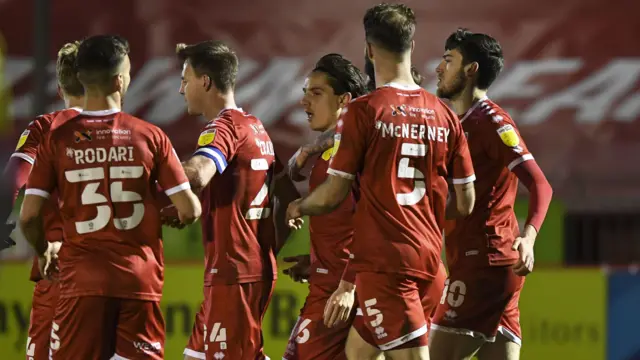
[{"left": 0, "top": 0, "right": 638, "bottom": 358}]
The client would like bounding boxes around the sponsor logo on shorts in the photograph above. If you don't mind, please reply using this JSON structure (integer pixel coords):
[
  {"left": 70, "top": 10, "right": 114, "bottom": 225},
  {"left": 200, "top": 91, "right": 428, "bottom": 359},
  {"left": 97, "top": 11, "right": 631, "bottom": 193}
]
[{"left": 133, "top": 341, "right": 162, "bottom": 354}]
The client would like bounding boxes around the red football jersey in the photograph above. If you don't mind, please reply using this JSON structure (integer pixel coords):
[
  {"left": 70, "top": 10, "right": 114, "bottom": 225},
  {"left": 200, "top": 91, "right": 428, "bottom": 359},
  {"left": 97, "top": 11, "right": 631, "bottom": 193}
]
[
  {"left": 308, "top": 148, "right": 355, "bottom": 285},
  {"left": 445, "top": 97, "right": 533, "bottom": 269},
  {"left": 11, "top": 107, "right": 81, "bottom": 282},
  {"left": 26, "top": 109, "right": 190, "bottom": 301},
  {"left": 328, "top": 83, "right": 475, "bottom": 280},
  {"left": 193, "top": 108, "right": 277, "bottom": 286}
]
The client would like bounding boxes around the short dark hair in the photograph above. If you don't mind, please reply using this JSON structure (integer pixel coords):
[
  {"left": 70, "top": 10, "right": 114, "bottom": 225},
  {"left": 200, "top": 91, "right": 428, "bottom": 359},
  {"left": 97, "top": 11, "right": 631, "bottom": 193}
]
[
  {"left": 76, "top": 35, "right": 130, "bottom": 88},
  {"left": 56, "top": 41, "right": 84, "bottom": 97},
  {"left": 312, "top": 54, "right": 368, "bottom": 98},
  {"left": 363, "top": 3, "right": 416, "bottom": 54},
  {"left": 176, "top": 41, "right": 238, "bottom": 93},
  {"left": 445, "top": 28, "right": 504, "bottom": 89}
]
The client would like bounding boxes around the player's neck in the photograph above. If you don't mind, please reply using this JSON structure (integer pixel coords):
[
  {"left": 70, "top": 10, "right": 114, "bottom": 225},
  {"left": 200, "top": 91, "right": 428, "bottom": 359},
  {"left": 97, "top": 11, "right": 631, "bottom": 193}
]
[
  {"left": 203, "top": 93, "right": 237, "bottom": 120},
  {"left": 64, "top": 95, "right": 84, "bottom": 109},
  {"left": 374, "top": 60, "right": 416, "bottom": 88},
  {"left": 82, "top": 93, "right": 122, "bottom": 112},
  {"left": 451, "top": 87, "right": 488, "bottom": 116}
]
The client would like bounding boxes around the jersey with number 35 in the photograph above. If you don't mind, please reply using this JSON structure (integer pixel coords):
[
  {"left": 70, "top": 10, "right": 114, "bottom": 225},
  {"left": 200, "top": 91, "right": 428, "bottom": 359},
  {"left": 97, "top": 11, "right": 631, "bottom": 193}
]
[
  {"left": 26, "top": 109, "right": 190, "bottom": 301},
  {"left": 328, "top": 83, "right": 475, "bottom": 281},
  {"left": 193, "top": 108, "right": 278, "bottom": 286}
]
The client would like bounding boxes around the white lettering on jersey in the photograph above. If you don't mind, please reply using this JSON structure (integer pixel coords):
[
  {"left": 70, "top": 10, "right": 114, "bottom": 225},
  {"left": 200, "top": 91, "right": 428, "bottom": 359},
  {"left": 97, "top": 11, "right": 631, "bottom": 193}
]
[
  {"left": 73, "top": 146, "right": 135, "bottom": 164},
  {"left": 378, "top": 121, "right": 450, "bottom": 142}
]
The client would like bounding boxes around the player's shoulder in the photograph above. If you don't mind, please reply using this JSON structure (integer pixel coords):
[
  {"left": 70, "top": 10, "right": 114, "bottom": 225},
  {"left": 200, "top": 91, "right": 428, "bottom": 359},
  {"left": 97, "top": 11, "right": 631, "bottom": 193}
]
[
  {"left": 470, "top": 98, "right": 515, "bottom": 128},
  {"left": 118, "top": 112, "right": 164, "bottom": 135}
]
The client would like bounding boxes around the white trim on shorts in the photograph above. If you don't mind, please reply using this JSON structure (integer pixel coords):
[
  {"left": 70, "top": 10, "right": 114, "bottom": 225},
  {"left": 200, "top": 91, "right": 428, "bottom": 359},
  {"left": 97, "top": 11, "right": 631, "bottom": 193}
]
[
  {"left": 110, "top": 354, "right": 131, "bottom": 360},
  {"left": 183, "top": 348, "right": 206, "bottom": 359},
  {"left": 498, "top": 325, "right": 522, "bottom": 346},
  {"left": 430, "top": 323, "right": 497, "bottom": 342},
  {"left": 378, "top": 324, "right": 428, "bottom": 351}
]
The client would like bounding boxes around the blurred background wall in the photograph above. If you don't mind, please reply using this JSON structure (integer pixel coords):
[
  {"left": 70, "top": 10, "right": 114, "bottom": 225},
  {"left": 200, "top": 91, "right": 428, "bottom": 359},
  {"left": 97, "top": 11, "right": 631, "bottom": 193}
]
[{"left": 0, "top": 0, "right": 639, "bottom": 358}]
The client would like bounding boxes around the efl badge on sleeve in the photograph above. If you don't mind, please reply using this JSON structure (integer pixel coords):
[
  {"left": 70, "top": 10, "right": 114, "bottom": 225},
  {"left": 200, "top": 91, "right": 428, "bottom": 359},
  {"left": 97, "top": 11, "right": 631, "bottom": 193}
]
[
  {"left": 197, "top": 129, "right": 216, "bottom": 147},
  {"left": 497, "top": 125, "right": 519, "bottom": 147},
  {"left": 331, "top": 134, "right": 341, "bottom": 159},
  {"left": 321, "top": 148, "right": 333, "bottom": 161},
  {"left": 15, "top": 130, "right": 30, "bottom": 150}
]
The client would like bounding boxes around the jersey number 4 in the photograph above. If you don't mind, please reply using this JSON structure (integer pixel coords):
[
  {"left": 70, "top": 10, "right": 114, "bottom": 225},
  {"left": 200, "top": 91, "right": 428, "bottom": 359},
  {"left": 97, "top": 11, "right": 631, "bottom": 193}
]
[
  {"left": 65, "top": 166, "right": 145, "bottom": 234},
  {"left": 396, "top": 143, "right": 427, "bottom": 206}
]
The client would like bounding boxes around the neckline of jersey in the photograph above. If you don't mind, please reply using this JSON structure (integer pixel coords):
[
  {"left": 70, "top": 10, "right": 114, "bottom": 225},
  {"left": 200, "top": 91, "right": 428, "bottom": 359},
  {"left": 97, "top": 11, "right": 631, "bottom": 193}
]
[
  {"left": 459, "top": 96, "right": 489, "bottom": 123},
  {"left": 217, "top": 107, "right": 244, "bottom": 117},
  {"left": 69, "top": 107, "right": 83, "bottom": 112},
  {"left": 80, "top": 108, "right": 121, "bottom": 116},
  {"left": 383, "top": 82, "right": 422, "bottom": 91}
]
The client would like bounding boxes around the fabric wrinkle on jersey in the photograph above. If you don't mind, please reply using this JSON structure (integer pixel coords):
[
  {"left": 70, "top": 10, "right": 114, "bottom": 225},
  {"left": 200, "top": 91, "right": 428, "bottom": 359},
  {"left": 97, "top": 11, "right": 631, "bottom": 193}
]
[
  {"left": 327, "top": 83, "right": 475, "bottom": 280},
  {"left": 444, "top": 97, "right": 534, "bottom": 270},
  {"left": 11, "top": 107, "right": 81, "bottom": 282},
  {"left": 25, "top": 108, "right": 190, "bottom": 301},
  {"left": 192, "top": 108, "right": 278, "bottom": 286}
]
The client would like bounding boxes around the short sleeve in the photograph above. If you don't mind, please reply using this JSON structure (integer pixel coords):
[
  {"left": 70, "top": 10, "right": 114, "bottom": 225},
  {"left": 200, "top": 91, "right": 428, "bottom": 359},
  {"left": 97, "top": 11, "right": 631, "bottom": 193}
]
[
  {"left": 327, "top": 101, "right": 370, "bottom": 180},
  {"left": 25, "top": 133, "right": 57, "bottom": 199},
  {"left": 155, "top": 129, "right": 191, "bottom": 196},
  {"left": 192, "top": 117, "right": 238, "bottom": 174},
  {"left": 483, "top": 115, "right": 533, "bottom": 171},
  {"left": 11, "top": 116, "right": 48, "bottom": 165},
  {"left": 449, "top": 124, "right": 476, "bottom": 184}
]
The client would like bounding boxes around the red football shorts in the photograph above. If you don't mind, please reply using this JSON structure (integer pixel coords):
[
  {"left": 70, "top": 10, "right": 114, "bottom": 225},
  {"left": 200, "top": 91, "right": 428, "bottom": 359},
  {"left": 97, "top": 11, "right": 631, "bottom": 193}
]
[
  {"left": 26, "top": 279, "right": 59, "bottom": 360},
  {"left": 184, "top": 301, "right": 206, "bottom": 359},
  {"left": 204, "top": 281, "right": 275, "bottom": 360},
  {"left": 283, "top": 281, "right": 355, "bottom": 360},
  {"left": 352, "top": 262, "right": 447, "bottom": 350},
  {"left": 431, "top": 265, "right": 525, "bottom": 344},
  {"left": 49, "top": 296, "right": 164, "bottom": 359}
]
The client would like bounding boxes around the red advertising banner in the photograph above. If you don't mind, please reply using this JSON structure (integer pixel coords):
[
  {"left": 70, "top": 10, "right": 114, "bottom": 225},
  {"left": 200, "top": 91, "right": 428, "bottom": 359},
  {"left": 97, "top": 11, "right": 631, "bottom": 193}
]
[{"left": 1, "top": 0, "right": 638, "bottom": 207}]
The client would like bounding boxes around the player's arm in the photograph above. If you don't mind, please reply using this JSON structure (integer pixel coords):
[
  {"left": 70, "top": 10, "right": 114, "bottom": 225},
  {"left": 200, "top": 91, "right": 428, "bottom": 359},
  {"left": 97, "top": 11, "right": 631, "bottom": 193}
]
[
  {"left": 511, "top": 160, "right": 553, "bottom": 237},
  {"left": 156, "top": 131, "right": 202, "bottom": 224},
  {"left": 183, "top": 119, "right": 237, "bottom": 194},
  {"left": 182, "top": 155, "right": 217, "bottom": 195},
  {"left": 288, "top": 127, "right": 336, "bottom": 181},
  {"left": 272, "top": 159, "right": 301, "bottom": 254},
  {"left": 19, "top": 134, "right": 56, "bottom": 256},
  {"left": 3, "top": 119, "right": 47, "bottom": 250},
  {"left": 446, "top": 118, "right": 476, "bottom": 218}
]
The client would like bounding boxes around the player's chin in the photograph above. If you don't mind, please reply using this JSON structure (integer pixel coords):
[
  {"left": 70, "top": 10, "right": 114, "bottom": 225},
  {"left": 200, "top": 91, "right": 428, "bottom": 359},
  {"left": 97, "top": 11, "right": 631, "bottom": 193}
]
[{"left": 436, "top": 87, "right": 451, "bottom": 99}]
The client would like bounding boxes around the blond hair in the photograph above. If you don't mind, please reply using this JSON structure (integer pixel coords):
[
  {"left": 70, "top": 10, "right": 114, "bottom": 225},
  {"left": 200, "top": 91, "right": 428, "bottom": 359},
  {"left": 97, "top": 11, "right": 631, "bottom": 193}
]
[{"left": 56, "top": 41, "right": 84, "bottom": 97}]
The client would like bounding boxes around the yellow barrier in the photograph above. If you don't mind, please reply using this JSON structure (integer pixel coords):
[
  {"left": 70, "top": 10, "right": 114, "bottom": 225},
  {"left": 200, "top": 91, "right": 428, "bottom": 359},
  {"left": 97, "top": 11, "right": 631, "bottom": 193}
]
[{"left": 0, "top": 264, "right": 605, "bottom": 359}]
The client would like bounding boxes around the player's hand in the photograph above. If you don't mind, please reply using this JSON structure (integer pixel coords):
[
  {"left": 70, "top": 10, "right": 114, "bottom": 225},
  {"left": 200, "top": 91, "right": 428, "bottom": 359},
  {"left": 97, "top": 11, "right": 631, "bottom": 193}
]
[
  {"left": 288, "top": 130, "right": 336, "bottom": 181},
  {"left": 282, "top": 254, "right": 311, "bottom": 283},
  {"left": 0, "top": 221, "right": 17, "bottom": 252},
  {"left": 39, "top": 241, "right": 62, "bottom": 280},
  {"left": 324, "top": 280, "right": 355, "bottom": 328},
  {"left": 160, "top": 205, "right": 186, "bottom": 229},
  {"left": 512, "top": 225, "right": 537, "bottom": 276},
  {"left": 286, "top": 199, "right": 304, "bottom": 230}
]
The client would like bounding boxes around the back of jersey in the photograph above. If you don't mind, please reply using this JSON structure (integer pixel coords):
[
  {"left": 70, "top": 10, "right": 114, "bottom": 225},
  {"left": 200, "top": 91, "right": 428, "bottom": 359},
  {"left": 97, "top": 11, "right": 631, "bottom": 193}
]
[
  {"left": 193, "top": 109, "right": 278, "bottom": 286},
  {"left": 27, "top": 109, "right": 189, "bottom": 301},
  {"left": 328, "top": 83, "right": 474, "bottom": 280}
]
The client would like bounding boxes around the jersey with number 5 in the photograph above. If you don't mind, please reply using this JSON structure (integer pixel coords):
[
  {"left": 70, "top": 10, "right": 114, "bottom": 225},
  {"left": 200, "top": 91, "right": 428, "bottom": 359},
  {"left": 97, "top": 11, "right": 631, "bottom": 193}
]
[
  {"left": 193, "top": 108, "right": 278, "bottom": 286},
  {"left": 26, "top": 109, "right": 190, "bottom": 301},
  {"left": 328, "top": 83, "right": 475, "bottom": 281}
]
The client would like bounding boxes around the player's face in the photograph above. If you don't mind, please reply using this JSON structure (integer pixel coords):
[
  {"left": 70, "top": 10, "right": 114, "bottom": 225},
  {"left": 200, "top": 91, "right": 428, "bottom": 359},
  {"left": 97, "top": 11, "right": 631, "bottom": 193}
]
[
  {"left": 436, "top": 49, "right": 467, "bottom": 100},
  {"left": 300, "top": 71, "right": 342, "bottom": 132},
  {"left": 179, "top": 61, "right": 206, "bottom": 116}
]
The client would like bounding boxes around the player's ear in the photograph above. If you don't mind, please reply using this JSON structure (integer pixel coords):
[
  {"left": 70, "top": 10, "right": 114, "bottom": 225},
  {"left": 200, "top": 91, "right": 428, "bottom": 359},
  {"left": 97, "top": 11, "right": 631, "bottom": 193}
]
[
  {"left": 410, "top": 40, "right": 415, "bottom": 54},
  {"left": 465, "top": 62, "right": 480, "bottom": 78},
  {"left": 202, "top": 74, "right": 212, "bottom": 91},
  {"left": 338, "top": 92, "right": 352, "bottom": 108},
  {"left": 56, "top": 85, "right": 64, "bottom": 102},
  {"left": 114, "top": 73, "right": 124, "bottom": 93},
  {"left": 365, "top": 43, "right": 374, "bottom": 61}
]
